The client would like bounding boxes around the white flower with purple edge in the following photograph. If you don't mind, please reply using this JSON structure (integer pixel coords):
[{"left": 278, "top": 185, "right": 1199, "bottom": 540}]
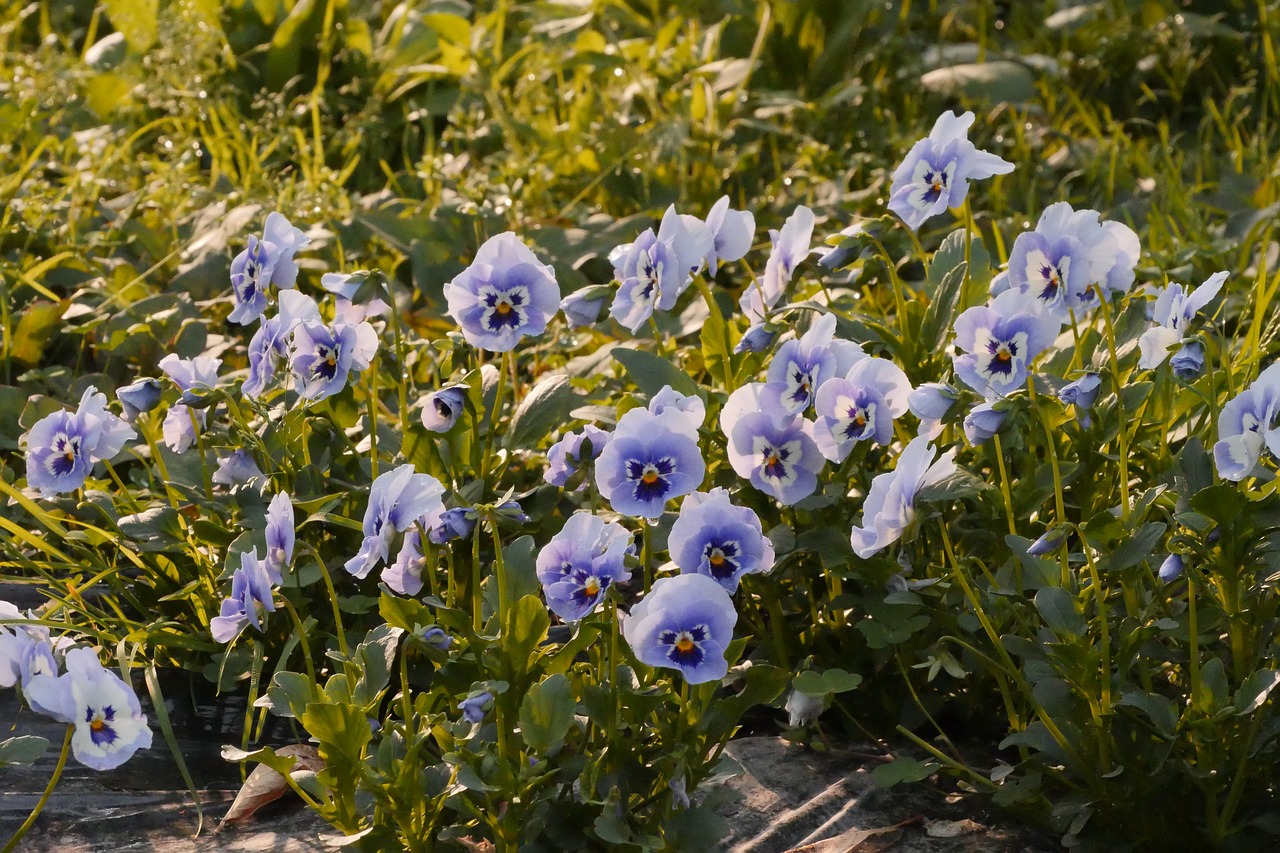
[
  {"left": 23, "top": 386, "right": 135, "bottom": 496},
  {"left": 444, "top": 232, "right": 561, "bottom": 352},
  {"left": 668, "top": 489, "right": 774, "bottom": 593},
  {"left": 536, "top": 512, "right": 633, "bottom": 622},
  {"left": 65, "top": 648, "right": 152, "bottom": 770},
  {"left": 610, "top": 207, "right": 714, "bottom": 332},
  {"left": 888, "top": 111, "right": 1014, "bottom": 231},
  {"left": 1213, "top": 361, "right": 1280, "bottom": 481},
  {"left": 1138, "top": 271, "right": 1227, "bottom": 370},
  {"left": 814, "top": 355, "right": 912, "bottom": 462},
  {"left": 228, "top": 212, "right": 310, "bottom": 325},
  {"left": 622, "top": 573, "right": 737, "bottom": 685},
  {"left": 703, "top": 195, "right": 755, "bottom": 277},
  {"left": 849, "top": 436, "right": 957, "bottom": 559}
]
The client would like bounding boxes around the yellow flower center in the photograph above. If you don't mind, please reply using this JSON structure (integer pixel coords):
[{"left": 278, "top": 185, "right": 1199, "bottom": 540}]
[
  {"left": 676, "top": 636, "right": 695, "bottom": 653},
  {"left": 641, "top": 470, "right": 659, "bottom": 485},
  {"left": 584, "top": 577, "right": 600, "bottom": 596},
  {"left": 496, "top": 301, "right": 512, "bottom": 315}
]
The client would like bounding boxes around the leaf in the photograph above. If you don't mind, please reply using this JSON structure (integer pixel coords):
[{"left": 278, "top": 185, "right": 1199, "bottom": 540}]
[
  {"left": 612, "top": 346, "right": 705, "bottom": 401},
  {"left": 519, "top": 673, "right": 576, "bottom": 753},
  {"left": 1098, "top": 522, "right": 1167, "bottom": 573},
  {"left": 0, "top": 736, "right": 49, "bottom": 767},
  {"left": 1034, "top": 587, "right": 1087, "bottom": 638},
  {"left": 1234, "top": 670, "right": 1280, "bottom": 715},
  {"left": 104, "top": 0, "right": 158, "bottom": 52},
  {"left": 783, "top": 820, "right": 911, "bottom": 852},
  {"left": 924, "top": 818, "right": 985, "bottom": 838},
  {"left": 352, "top": 625, "right": 404, "bottom": 709},
  {"left": 505, "top": 374, "right": 577, "bottom": 450},
  {"left": 869, "top": 757, "right": 938, "bottom": 789},
  {"left": 217, "top": 744, "right": 323, "bottom": 829},
  {"left": 504, "top": 594, "right": 551, "bottom": 674},
  {"left": 920, "top": 61, "right": 1036, "bottom": 103},
  {"left": 1117, "top": 691, "right": 1178, "bottom": 736},
  {"left": 10, "top": 299, "right": 69, "bottom": 364},
  {"left": 260, "top": 671, "right": 314, "bottom": 719},
  {"left": 920, "top": 261, "right": 967, "bottom": 352}
]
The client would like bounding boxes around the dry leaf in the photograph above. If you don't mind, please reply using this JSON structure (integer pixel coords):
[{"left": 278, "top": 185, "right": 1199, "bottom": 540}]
[
  {"left": 923, "top": 817, "right": 985, "bottom": 838},
  {"left": 217, "top": 744, "right": 324, "bottom": 831},
  {"left": 784, "top": 816, "right": 922, "bottom": 853}
]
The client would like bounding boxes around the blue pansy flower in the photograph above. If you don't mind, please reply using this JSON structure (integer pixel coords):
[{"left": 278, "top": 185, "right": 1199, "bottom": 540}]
[
  {"left": 383, "top": 524, "right": 430, "bottom": 596},
  {"left": 243, "top": 291, "right": 321, "bottom": 399},
  {"left": 739, "top": 205, "right": 813, "bottom": 324},
  {"left": 536, "top": 512, "right": 633, "bottom": 622},
  {"left": 1159, "top": 553, "right": 1184, "bottom": 582},
  {"left": 850, "top": 437, "right": 957, "bottom": 558},
  {"left": 420, "top": 386, "right": 467, "bottom": 433},
  {"left": 1059, "top": 373, "right": 1102, "bottom": 427},
  {"left": 345, "top": 464, "right": 447, "bottom": 579},
  {"left": 908, "top": 381, "right": 960, "bottom": 439},
  {"left": 212, "top": 449, "right": 265, "bottom": 488},
  {"left": 952, "top": 290, "right": 1059, "bottom": 399},
  {"left": 962, "top": 401, "right": 1007, "bottom": 446},
  {"left": 814, "top": 355, "right": 912, "bottom": 462},
  {"left": 290, "top": 320, "right": 378, "bottom": 402},
  {"left": 622, "top": 573, "right": 737, "bottom": 685},
  {"left": 595, "top": 401, "right": 705, "bottom": 520},
  {"left": 162, "top": 405, "right": 203, "bottom": 454},
  {"left": 115, "top": 378, "right": 163, "bottom": 421},
  {"left": 721, "top": 383, "right": 825, "bottom": 505},
  {"left": 1171, "top": 342, "right": 1205, "bottom": 381},
  {"left": 23, "top": 387, "right": 135, "bottom": 496},
  {"left": 1026, "top": 527, "right": 1068, "bottom": 557},
  {"left": 444, "top": 232, "right": 561, "bottom": 352},
  {"left": 1005, "top": 202, "right": 1140, "bottom": 319},
  {"left": 545, "top": 424, "right": 611, "bottom": 488},
  {"left": 702, "top": 195, "right": 755, "bottom": 276},
  {"left": 265, "top": 492, "right": 294, "bottom": 584},
  {"left": 766, "top": 313, "right": 866, "bottom": 415},
  {"left": 210, "top": 550, "right": 276, "bottom": 643},
  {"left": 1214, "top": 362, "right": 1280, "bottom": 481},
  {"left": 610, "top": 206, "right": 714, "bottom": 332},
  {"left": 42, "top": 648, "right": 153, "bottom": 770},
  {"left": 735, "top": 322, "right": 777, "bottom": 354},
  {"left": 228, "top": 212, "right": 310, "bottom": 325},
  {"left": 559, "top": 284, "right": 611, "bottom": 328},
  {"left": 459, "top": 690, "right": 494, "bottom": 724},
  {"left": 888, "top": 111, "right": 1014, "bottom": 231},
  {"left": 668, "top": 489, "right": 774, "bottom": 593},
  {"left": 429, "top": 507, "right": 476, "bottom": 544},
  {"left": 1138, "top": 271, "right": 1227, "bottom": 370}
]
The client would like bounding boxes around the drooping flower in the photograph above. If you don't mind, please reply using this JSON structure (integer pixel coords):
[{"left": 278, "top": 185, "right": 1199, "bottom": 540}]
[
  {"left": 420, "top": 387, "right": 467, "bottom": 433},
  {"left": 344, "top": 464, "right": 447, "bottom": 578},
  {"left": 1138, "top": 271, "right": 1227, "bottom": 370},
  {"left": 115, "top": 378, "right": 163, "bottom": 421},
  {"left": 428, "top": 507, "right": 476, "bottom": 544},
  {"left": 1026, "top": 527, "right": 1068, "bottom": 557},
  {"left": 162, "top": 405, "right": 203, "bottom": 454},
  {"left": 647, "top": 386, "right": 706, "bottom": 431},
  {"left": 290, "top": 320, "right": 378, "bottom": 401},
  {"left": 962, "top": 401, "right": 1007, "bottom": 445},
  {"left": 1005, "top": 202, "right": 1140, "bottom": 319},
  {"left": 210, "top": 550, "right": 276, "bottom": 643},
  {"left": 383, "top": 526, "right": 430, "bottom": 597},
  {"left": 1171, "top": 342, "right": 1205, "bottom": 381},
  {"left": 444, "top": 232, "right": 561, "bottom": 351},
  {"left": 622, "top": 573, "right": 737, "bottom": 685},
  {"left": 560, "top": 284, "right": 611, "bottom": 328},
  {"left": 908, "top": 381, "right": 960, "bottom": 438},
  {"left": 887, "top": 111, "right": 1014, "bottom": 231},
  {"left": 265, "top": 492, "right": 294, "bottom": 584},
  {"left": 1158, "top": 553, "right": 1184, "bottom": 582},
  {"left": 609, "top": 207, "right": 714, "bottom": 332},
  {"left": 212, "top": 449, "right": 265, "bottom": 487},
  {"left": 735, "top": 323, "right": 777, "bottom": 354},
  {"left": 813, "top": 355, "right": 912, "bottom": 462},
  {"left": 159, "top": 353, "right": 222, "bottom": 392},
  {"left": 536, "top": 512, "right": 633, "bottom": 622},
  {"left": 459, "top": 690, "right": 494, "bottom": 724},
  {"left": 320, "top": 271, "right": 391, "bottom": 321},
  {"left": 243, "top": 290, "right": 321, "bottom": 399},
  {"left": 952, "top": 289, "right": 1059, "bottom": 399},
  {"left": 1059, "top": 373, "right": 1102, "bottom": 427},
  {"left": 668, "top": 489, "right": 774, "bottom": 593},
  {"left": 545, "top": 424, "right": 611, "bottom": 488},
  {"left": 766, "top": 313, "right": 866, "bottom": 415},
  {"left": 849, "top": 436, "right": 957, "bottom": 558},
  {"left": 23, "top": 387, "right": 135, "bottom": 496},
  {"left": 721, "top": 383, "right": 824, "bottom": 505},
  {"left": 228, "top": 212, "right": 310, "bottom": 325},
  {"left": 739, "top": 206, "right": 813, "bottom": 324},
  {"left": 1213, "top": 362, "right": 1280, "bottom": 481},
  {"left": 0, "top": 601, "right": 27, "bottom": 688},
  {"left": 703, "top": 195, "right": 755, "bottom": 276},
  {"left": 595, "top": 403, "right": 705, "bottom": 519}
]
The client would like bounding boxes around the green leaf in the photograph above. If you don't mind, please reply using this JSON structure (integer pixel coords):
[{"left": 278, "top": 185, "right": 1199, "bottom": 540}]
[
  {"left": 302, "top": 702, "right": 372, "bottom": 788},
  {"left": 1117, "top": 691, "right": 1178, "bottom": 736},
  {"left": 869, "top": 757, "right": 938, "bottom": 789},
  {"left": 352, "top": 625, "right": 404, "bottom": 709},
  {"left": 1098, "top": 522, "right": 1167, "bottom": 573},
  {"left": 519, "top": 673, "right": 576, "bottom": 753},
  {"left": 1034, "top": 587, "right": 1087, "bottom": 638},
  {"left": 505, "top": 374, "right": 577, "bottom": 450},
  {"left": 919, "top": 61, "right": 1036, "bottom": 103},
  {"left": 104, "top": 0, "right": 158, "bottom": 52},
  {"left": 0, "top": 736, "right": 49, "bottom": 767},
  {"left": 613, "top": 346, "right": 705, "bottom": 401},
  {"left": 504, "top": 594, "right": 551, "bottom": 673},
  {"left": 1234, "top": 670, "right": 1280, "bottom": 715},
  {"left": 262, "top": 671, "right": 314, "bottom": 719},
  {"left": 920, "top": 261, "right": 967, "bottom": 351}
]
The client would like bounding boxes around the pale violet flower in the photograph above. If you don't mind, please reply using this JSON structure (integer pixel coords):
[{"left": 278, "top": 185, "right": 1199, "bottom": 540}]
[
  {"left": 849, "top": 436, "right": 957, "bottom": 558},
  {"left": 813, "top": 355, "right": 912, "bottom": 462},
  {"left": 32, "top": 647, "right": 153, "bottom": 771},
  {"left": 228, "top": 212, "right": 310, "bottom": 325},
  {"left": 703, "top": 195, "right": 755, "bottom": 276},
  {"left": 721, "top": 383, "right": 825, "bottom": 505},
  {"left": 290, "top": 320, "right": 378, "bottom": 401},
  {"left": 444, "top": 232, "right": 560, "bottom": 351},
  {"left": 622, "top": 573, "right": 737, "bottom": 684},
  {"left": 739, "top": 206, "right": 813, "bottom": 324},
  {"left": 536, "top": 512, "right": 633, "bottom": 622},
  {"left": 212, "top": 449, "right": 265, "bottom": 487},
  {"left": 908, "top": 382, "right": 959, "bottom": 438},
  {"left": 115, "top": 378, "right": 162, "bottom": 421},
  {"left": 1214, "top": 361, "right": 1280, "bottom": 481},
  {"left": 344, "top": 464, "right": 447, "bottom": 578},
  {"left": 210, "top": 550, "right": 276, "bottom": 643},
  {"left": 1137, "top": 271, "right": 1227, "bottom": 370},
  {"left": 668, "top": 489, "right": 774, "bottom": 593},
  {"left": 159, "top": 353, "right": 221, "bottom": 392},
  {"left": 23, "top": 387, "right": 134, "bottom": 496},
  {"left": 560, "top": 285, "right": 611, "bottom": 327},
  {"left": 265, "top": 492, "right": 295, "bottom": 584},
  {"left": 962, "top": 401, "right": 1007, "bottom": 446},
  {"left": 421, "top": 387, "right": 467, "bottom": 433},
  {"left": 952, "top": 289, "right": 1059, "bottom": 399},
  {"left": 610, "top": 206, "right": 714, "bottom": 332},
  {"left": 162, "top": 405, "right": 203, "bottom": 454},
  {"left": 595, "top": 403, "right": 705, "bottom": 520},
  {"left": 545, "top": 424, "right": 611, "bottom": 488},
  {"left": 243, "top": 290, "right": 321, "bottom": 399},
  {"left": 888, "top": 111, "right": 1014, "bottom": 231},
  {"left": 766, "top": 313, "right": 866, "bottom": 415}
]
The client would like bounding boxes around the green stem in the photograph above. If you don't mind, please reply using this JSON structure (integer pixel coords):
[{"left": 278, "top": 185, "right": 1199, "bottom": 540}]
[
  {"left": 992, "top": 433, "right": 1018, "bottom": 537},
  {"left": 2, "top": 725, "right": 73, "bottom": 853}
]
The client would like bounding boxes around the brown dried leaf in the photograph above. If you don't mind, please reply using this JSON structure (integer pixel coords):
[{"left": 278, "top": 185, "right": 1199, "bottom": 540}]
[
  {"left": 923, "top": 817, "right": 986, "bottom": 838},
  {"left": 217, "top": 744, "right": 324, "bottom": 831},
  {"left": 784, "top": 816, "right": 921, "bottom": 853}
]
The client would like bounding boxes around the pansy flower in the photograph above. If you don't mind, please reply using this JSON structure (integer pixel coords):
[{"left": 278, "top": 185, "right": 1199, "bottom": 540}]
[
  {"left": 536, "top": 512, "right": 633, "bottom": 622},
  {"left": 610, "top": 207, "right": 714, "bottom": 332},
  {"left": 814, "top": 355, "right": 912, "bottom": 462},
  {"left": 23, "top": 386, "right": 135, "bottom": 496},
  {"left": 290, "top": 320, "right": 378, "bottom": 402},
  {"left": 444, "top": 232, "right": 561, "bottom": 351},
  {"left": 888, "top": 111, "right": 1014, "bottom": 231},
  {"left": 383, "top": 525, "right": 430, "bottom": 597},
  {"left": 265, "top": 492, "right": 294, "bottom": 584},
  {"left": 766, "top": 313, "right": 866, "bottom": 415},
  {"left": 210, "top": 550, "right": 276, "bottom": 643},
  {"left": 721, "top": 383, "right": 824, "bottom": 505},
  {"left": 243, "top": 290, "right": 321, "bottom": 399},
  {"left": 622, "top": 573, "right": 737, "bottom": 684},
  {"left": 1005, "top": 202, "right": 1140, "bottom": 319},
  {"left": 703, "top": 195, "right": 755, "bottom": 276},
  {"left": 595, "top": 400, "right": 705, "bottom": 520},
  {"left": 849, "top": 436, "right": 957, "bottom": 558},
  {"left": 1214, "top": 361, "right": 1280, "bottom": 481},
  {"left": 228, "top": 212, "right": 310, "bottom": 325},
  {"left": 420, "top": 387, "right": 467, "bottom": 433},
  {"left": 345, "top": 464, "right": 446, "bottom": 579},
  {"left": 560, "top": 284, "right": 611, "bottom": 328},
  {"left": 962, "top": 400, "right": 1008, "bottom": 445},
  {"left": 952, "top": 289, "right": 1059, "bottom": 399},
  {"left": 1138, "top": 271, "right": 1227, "bottom": 370},
  {"left": 739, "top": 205, "right": 814, "bottom": 324},
  {"left": 212, "top": 449, "right": 265, "bottom": 487},
  {"left": 115, "top": 378, "right": 162, "bottom": 421},
  {"left": 545, "top": 424, "right": 611, "bottom": 488},
  {"left": 162, "top": 405, "right": 203, "bottom": 454},
  {"left": 668, "top": 489, "right": 774, "bottom": 593}
]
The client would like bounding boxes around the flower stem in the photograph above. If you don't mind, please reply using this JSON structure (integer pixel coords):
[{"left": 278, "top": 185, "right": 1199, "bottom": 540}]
[
  {"left": 991, "top": 433, "right": 1018, "bottom": 537},
  {"left": 2, "top": 725, "right": 73, "bottom": 853}
]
